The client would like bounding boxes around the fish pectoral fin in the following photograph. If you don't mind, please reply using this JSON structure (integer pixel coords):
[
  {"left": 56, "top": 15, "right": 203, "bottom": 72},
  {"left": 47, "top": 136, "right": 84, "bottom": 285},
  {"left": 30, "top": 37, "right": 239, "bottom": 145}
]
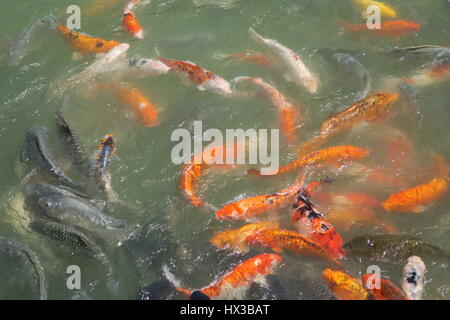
[
  {"left": 412, "top": 206, "right": 428, "bottom": 213},
  {"left": 197, "top": 84, "right": 206, "bottom": 91}
]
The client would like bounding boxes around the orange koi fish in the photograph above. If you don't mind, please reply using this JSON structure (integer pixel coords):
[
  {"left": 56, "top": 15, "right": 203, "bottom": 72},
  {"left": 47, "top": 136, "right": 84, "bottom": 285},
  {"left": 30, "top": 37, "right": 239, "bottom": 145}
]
[
  {"left": 226, "top": 50, "right": 272, "bottom": 66},
  {"left": 323, "top": 269, "right": 371, "bottom": 300},
  {"left": 180, "top": 142, "right": 243, "bottom": 207},
  {"left": 361, "top": 274, "right": 408, "bottom": 300},
  {"left": 234, "top": 77, "right": 301, "bottom": 144},
  {"left": 291, "top": 187, "right": 346, "bottom": 259},
  {"left": 404, "top": 63, "right": 450, "bottom": 87},
  {"left": 122, "top": 0, "right": 144, "bottom": 39},
  {"left": 215, "top": 183, "right": 303, "bottom": 220},
  {"left": 57, "top": 24, "right": 123, "bottom": 54},
  {"left": 382, "top": 178, "right": 448, "bottom": 213},
  {"left": 210, "top": 221, "right": 279, "bottom": 253},
  {"left": 177, "top": 254, "right": 282, "bottom": 299},
  {"left": 338, "top": 20, "right": 421, "bottom": 39},
  {"left": 98, "top": 82, "right": 159, "bottom": 127},
  {"left": 246, "top": 228, "right": 341, "bottom": 266},
  {"left": 157, "top": 56, "right": 232, "bottom": 95},
  {"left": 250, "top": 145, "right": 369, "bottom": 176},
  {"left": 298, "top": 93, "right": 398, "bottom": 155}
]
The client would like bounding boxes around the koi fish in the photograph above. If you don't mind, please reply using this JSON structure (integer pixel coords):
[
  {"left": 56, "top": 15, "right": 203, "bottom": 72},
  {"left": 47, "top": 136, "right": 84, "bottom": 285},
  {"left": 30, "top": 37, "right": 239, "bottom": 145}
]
[
  {"left": 215, "top": 183, "right": 303, "bottom": 220},
  {"left": 122, "top": 0, "right": 144, "bottom": 39},
  {"left": 210, "top": 221, "right": 279, "bottom": 253},
  {"left": 98, "top": 82, "right": 159, "bottom": 127},
  {"left": 323, "top": 269, "right": 371, "bottom": 300},
  {"left": 248, "top": 28, "right": 319, "bottom": 93},
  {"left": 157, "top": 56, "right": 232, "bottom": 95},
  {"left": 90, "top": 134, "right": 118, "bottom": 202},
  {"left": 177, "top": 254, "right": 282, "bottom": 299},
  {"left": 401, "top": 256, "right": 425, "bottom": 300},
  {"left": 291, "top": 187, "right": 346, "bottom": 259},
  {"left": 127, "top": 58, "right": 171, "bottom": 76},
  {"left": 353, "top": 0, "right": 397, "bottom": 19},
  {"left": 223, "top": 50, "right": 273, "bottom": 66},
  {"left": 246, "top": 228, "right": 341, "bottom": 266},
  {"left": 404, "top": 63, "right": 450, "bottom": 87},
  {"left": 338, "top": 20, "right": 421, "bottom": 39},
  {"left": 56, "top": 24, "right": 123, "bottom": 55},
  {"left": 298, "top": 93, "right": 398, "bottom": 155},
  {"left": 382, "top": 178, "right": 448, "bottom": 213},
  {"left": 233, "top": 77, "right": 301, "bottom": 144},
  {"left": 180, "top": 142, "right": 243, "bottom": 207},
  {"left": 361, "top": 274, "right": 407, "bottom": 300},
  {"left": 250, "top": 145, "right": 369, "bottom": 176}
]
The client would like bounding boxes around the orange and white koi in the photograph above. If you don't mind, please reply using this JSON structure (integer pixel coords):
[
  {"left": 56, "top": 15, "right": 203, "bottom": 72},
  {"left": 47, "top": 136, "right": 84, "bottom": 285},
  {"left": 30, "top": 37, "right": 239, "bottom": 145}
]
[
  {"left": 233, "top": 77, "right": 301, "bottom": 144},
  {"left": 249, "top": 28, "right": 319, "bottom": 93},
  {"left": 57, "top": 24, "right": 123, "bottom": 54},
  {"left": 246, "top": 228, "right": 341, "bottom": 266},
  {"left": 210, "top": 221, "right": 279, "bottom": 253},
  {"left": 215, "top": 183, "right": 303, "bottom": 220},
  {"left": 382, "top": 178, "right": 448, "bottom": 213},
  {"left": 361, "top": 274, "right": 408, "bottom": 300},
  {"left": 404, "top": 63, "right": 450, "bottom": 87},
  {"left": 122, "top": 0, "right": 144, "bottom": 39},
  {"left": 177, "top": 254, "right": 283, "bottom": 299},
  {"left": 323, "top": 269, "right": 371, "bottom": 300},
  {"left": 98, "top": 82, "right": 159, "bottom": 127},
  {"left": 250, "top": 145, "right": 369, "bottom": 176},
  {"left": 402, "top": 256, "right": 426, "bottom": 300},
  {"left": 291, "top": 187, "right": 346, "bottom": 259},
  {"left": 338, "top": 20, "right": 421, "bottom": 39},
  {"left": 157, "top": 56, "right": 232, "bottom": 95},
  {"left": 298, "top": 93, "right": 399, "bottom": 155}
]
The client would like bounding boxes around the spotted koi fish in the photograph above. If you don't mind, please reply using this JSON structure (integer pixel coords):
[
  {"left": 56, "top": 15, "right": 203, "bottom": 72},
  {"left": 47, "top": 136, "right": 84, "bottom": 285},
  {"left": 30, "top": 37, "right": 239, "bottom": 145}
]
[
  {"left": 382, "top": 177, "right": 448, "bottom": 213},
  {"left": 361, "top": 274, "right": 408, "bottom": 300},
  {"left": 215, "top": 183, "right": 303, "bottom": 220},
  {"left": 122, "top": 0, "right": 144, "bottom": 39},
  {"left": 157, "top": 56, "right": 232, "bottom": 95},
  {"left": 298, "top": 93, "right": 398, "bottom": 155},
  {"left": 323, "top": 269, "right": 371, "bottom": 300},
  {"left": 57, "top": 24, "right": 123, "bottom": 54},
  {"left": 177, "top": 254, "right": 283, "bottom": 299}
]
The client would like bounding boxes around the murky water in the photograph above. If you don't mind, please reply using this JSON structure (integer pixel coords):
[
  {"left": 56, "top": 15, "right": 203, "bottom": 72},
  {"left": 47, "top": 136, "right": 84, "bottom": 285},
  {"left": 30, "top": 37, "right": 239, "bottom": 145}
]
[{"left": 0, "top": 0, "right": 449, "bottom": 300}]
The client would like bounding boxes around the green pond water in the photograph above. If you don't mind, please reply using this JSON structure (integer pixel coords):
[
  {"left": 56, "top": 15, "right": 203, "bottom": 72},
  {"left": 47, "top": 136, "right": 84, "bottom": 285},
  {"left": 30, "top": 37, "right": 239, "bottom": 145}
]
[{"left": 0, "top": 0, "right": 449, "bottom": 299}]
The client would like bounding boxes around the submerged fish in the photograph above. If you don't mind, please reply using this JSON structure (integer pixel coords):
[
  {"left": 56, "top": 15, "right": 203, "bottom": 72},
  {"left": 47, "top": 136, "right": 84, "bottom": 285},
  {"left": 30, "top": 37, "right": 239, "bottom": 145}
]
[
  {"left": 37, "top": 194, "right": 134, "bottom": 243},
  {"left": 382, "top": 178, "right": 448, "bottom": 213},
  {"left": 249, "top": 145, "right": 369, "bottom": 176},
  {"left": 318, "top": 49, "right": 371, "bottom": 101},
  {"left": 297, "top": 93, "right": 398, "bottom": 155},
  {"left": 25, "top": 183, "right": 89, "bottom": 201},
  {"left": 177, "top": 254, "right": 283, "bottom": 299},
  {"left": 249, "top": 28, "right": 319, "bottom": 93},
  {"left": 361, "top": 274, "right": 407, "bottom": 300},
  {"left": 391, "top": 45, "right": 450, "bottom": 65},
  {"left": 21, "top": 126, "right": 78, "bottom": 188},
  {"left": 401, "top": 256, "right": 425, "bottom": 300},
  {"left": 0, "top": 237, "right": 47, "bottom": 300},
  {"left": 323, "top": 269, "right": 371, "bottom": 300},
  {"left": 210, "top": 221, "right": 279, "bottom": 253},
  {"left": 338, "top": 20, "right": 421, "bottom": 39},
  {"left": 215, "top": 183, "right": 303, "bottom": 220},
  {"left": 55, "top": 111, "right": 88, "bottom": 172},
  {"left": 157, "top": 56, "right": 232, "bottom": 95},
  {"left": 233, "top": 76, "right": 301, "bottom": 144},
  {"left": 404, "top": 63, "right": 450, "bottom": 88},
  {"left": 344, "top": 234, "right": 448, "bottom": 262}
]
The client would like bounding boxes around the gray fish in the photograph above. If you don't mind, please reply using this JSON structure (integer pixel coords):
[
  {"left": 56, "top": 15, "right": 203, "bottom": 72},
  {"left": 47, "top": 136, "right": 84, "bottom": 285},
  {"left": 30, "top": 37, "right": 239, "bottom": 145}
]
[
  {"left": 0, "top": 237, "right": 47, "bottom": 300},
  {"left": 391, "top": 45, "right": 450, "bottom": 65},
  {"left": 22, "top": 126, "right": 78, "bottom": 188},
  {"left": 55, "top": 110, "right": 88, "bottom": 172},
  {"left": 25, "top": 183, "right": 89, "bottom": 201},
  {"left": 37, "top": 194, "right": 136, "bottom": 243},
  {"left": 318, "top": 49, "right": 371, "bottom": 101},
  {"left": 344, "top": 234, "right": 448, "bottom": 263}
]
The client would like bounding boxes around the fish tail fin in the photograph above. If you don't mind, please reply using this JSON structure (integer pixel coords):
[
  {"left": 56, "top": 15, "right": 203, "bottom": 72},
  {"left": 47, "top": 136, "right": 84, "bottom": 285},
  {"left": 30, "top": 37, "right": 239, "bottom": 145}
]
[
  {"left": 162, "top": 264, "right": 191, "bottom": 296},
  {"left": 248, "top": 27, "right": 265, "bottom": 44}
]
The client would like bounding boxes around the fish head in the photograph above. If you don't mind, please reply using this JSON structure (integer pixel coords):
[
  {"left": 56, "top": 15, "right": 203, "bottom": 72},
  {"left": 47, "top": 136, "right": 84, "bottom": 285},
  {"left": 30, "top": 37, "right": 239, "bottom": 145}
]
[
  {"left": 215, "top": 203, "right": 241, "bottom": 219},
  {"left": 311, "top": 219, "right": 346, "bottom": 259},
  {"left": 38, "top": 195, "right": 62, "bottom": 215},
  {"left": 201, "top": 77, "right": 233, "bottom": 96}
]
